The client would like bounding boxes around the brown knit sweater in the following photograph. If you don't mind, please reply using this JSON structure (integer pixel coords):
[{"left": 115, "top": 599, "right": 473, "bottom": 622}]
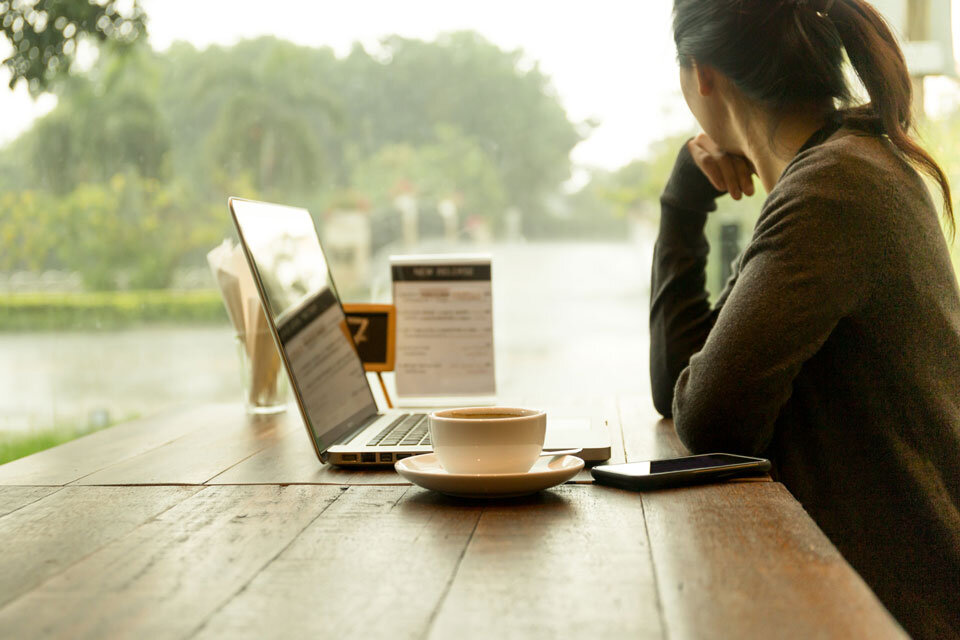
[{"left": 650, "top": 124, "right": 960, "bottom": 639}]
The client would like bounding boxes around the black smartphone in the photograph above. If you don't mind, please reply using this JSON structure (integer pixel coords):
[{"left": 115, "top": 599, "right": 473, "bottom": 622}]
[{"left": 591, "top": 453, "right": 771, "bottom": 491}]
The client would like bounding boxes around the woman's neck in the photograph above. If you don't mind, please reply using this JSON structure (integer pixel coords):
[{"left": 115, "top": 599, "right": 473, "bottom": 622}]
[{"left": 735, "top": 107, "right": 832, "bottom": 193}]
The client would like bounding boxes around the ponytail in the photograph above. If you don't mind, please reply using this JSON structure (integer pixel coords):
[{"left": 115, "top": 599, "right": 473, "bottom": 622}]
[
  {"left": 672, "top": 0, "right": 955, "bottom": 237},
  {"left": 830, "top": 0, "right": 954, "bottom": 236}
]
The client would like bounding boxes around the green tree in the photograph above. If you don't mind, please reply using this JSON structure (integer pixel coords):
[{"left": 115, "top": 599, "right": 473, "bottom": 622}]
[
  {"left": 53, "top": 172, "right": 223, "bottom": 290},
  {"left": 205, "top": 91, "right": 323, "bottom": 196},
  {"left": 0, "top": 31, "right": 587, "bottom": 289},
  {"left": 351, "top": 125, "right": 506, "bottom": 222},
  {"left": 568, "top": 135, "right": 695, "bottom": 240},
  {"left": 337, "top": 32, "right": 584, "bottom": 227},
  {"left": 19, "top": 46, "right": 170, "bottom": 193},
  {"left": 594, "top": 161, "right": 653, "bottom": 220},
  {"left": 1, "top": 0, "right": 146, "bottom": 92},
  {"left": 10, "top": 32, "right": 581, "bottom": 216},
  {"left": 152, "top": 34, "right": 581, "bottom": 217},
  {"left": 0, "top": 188, "right": 62, "bottom": 271},
  {"left": 156, "top": 38, "right": 345, "bottom": 198}
]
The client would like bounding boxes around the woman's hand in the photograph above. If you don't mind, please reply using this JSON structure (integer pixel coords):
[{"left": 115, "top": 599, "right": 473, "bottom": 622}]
[{"left": 687, "top": 133, "right": 756, "bottom": 200}]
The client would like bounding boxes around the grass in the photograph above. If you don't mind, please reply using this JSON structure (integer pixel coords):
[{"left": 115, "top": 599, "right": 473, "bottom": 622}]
[
  {"left": 0, "top": 289, "right": 228, "bottom": 331},
  {"left": 0, "top": 416, "right": 136, "bottom": 466}
]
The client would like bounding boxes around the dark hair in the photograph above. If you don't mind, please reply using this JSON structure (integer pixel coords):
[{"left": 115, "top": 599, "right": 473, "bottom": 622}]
[{"left": 673, "top": 0, "right": 954, "bottom": 235}]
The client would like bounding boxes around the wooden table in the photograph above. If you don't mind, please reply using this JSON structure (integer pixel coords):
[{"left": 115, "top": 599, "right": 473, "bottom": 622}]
[{"left": 0, "top": 394, "right": 906, "bottom": 639}]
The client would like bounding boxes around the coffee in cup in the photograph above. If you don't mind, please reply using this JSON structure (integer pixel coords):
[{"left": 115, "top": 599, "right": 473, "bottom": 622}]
[{"left": 428, "top": 407, "right": 547, "bottom": 474}]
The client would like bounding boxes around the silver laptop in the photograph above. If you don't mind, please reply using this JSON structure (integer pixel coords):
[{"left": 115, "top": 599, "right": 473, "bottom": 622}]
[{"left": 228, "top": 197, "right": 611, "bottom": 466}]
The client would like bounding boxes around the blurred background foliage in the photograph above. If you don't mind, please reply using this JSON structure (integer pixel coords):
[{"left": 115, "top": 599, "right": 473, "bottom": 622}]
[
  {"left": 1, "top": 3, "right": 959, "bottom": 296},
  {"left": 0, "top": 0, "right": 146, "bottom": 92},
  {"left": 0, "top": 30, "right": 660, "bottom": 291}
]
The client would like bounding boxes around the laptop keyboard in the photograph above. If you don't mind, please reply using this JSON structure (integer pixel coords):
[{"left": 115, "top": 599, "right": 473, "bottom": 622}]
[{"left": 366, "top": 413, "right": 431, "bottom": 447}]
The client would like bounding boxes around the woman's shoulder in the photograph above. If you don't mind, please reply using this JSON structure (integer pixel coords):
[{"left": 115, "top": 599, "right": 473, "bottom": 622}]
[
  {"left": 750, "top": 127, "right": 944, "bottom": 285},
  {"left": 763, "top": 128, "right": 933, "bottom": 234},
  {"left": 749, "top": 129, "right": 925, "bottom": 269},
  {"left": 776, "top": 128, "right": 926, "bottom": 203}
]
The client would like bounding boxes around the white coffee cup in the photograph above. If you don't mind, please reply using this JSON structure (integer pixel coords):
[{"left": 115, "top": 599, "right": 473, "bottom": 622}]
[{"left": 428, "top": 407, "right": 547, "bottom": 474}]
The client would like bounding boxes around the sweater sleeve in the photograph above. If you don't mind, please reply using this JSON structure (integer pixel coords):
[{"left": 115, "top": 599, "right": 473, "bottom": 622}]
[
  {"left": 649, "top": 142, "right": 724, "bottom": 417},
  {"left": 671, "top": 155, "right": 880, "bottom": 455}
]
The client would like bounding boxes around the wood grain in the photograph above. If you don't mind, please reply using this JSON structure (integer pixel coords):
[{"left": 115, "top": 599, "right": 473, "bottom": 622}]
[
  {"left": 428, "top": 484, "right": 663, "bottom": 639},
  {"left": 0, "top": 485, "right": 200, "bottom": 609},
  {"left": 15, "top": 391, "right": 621, "bottom": 486},
  {"left": 0, "top": 486, "right": 60, "bottom": 518},
  {"left": 0, "top": 485, "right": 343, "bottom": 639},
  {"left": 619, "top": 394, "right": 770, "bottom": 483},
  {"left": 192, "top": 485, "right": 484, "bottom": 640},
  {"left": 642, "top": 482, "right": 907, "bottom": 639},
  {"left": 525, "top": 393, "right": 624, "bottom": 483},
  {"left": 0, "top": 404, "right": 225, "bottom": 486},
  {"left": 618, "top": 393, "right": 689, "bottom": 461},
  {"left": 0, "top": 475, "right": 907, "bottom": 639},
  {"left": 72, "top": 404, "right": 294, "bottom": 485},
  {"left": 211, "top": 396, "right": 622, "bottom": 485},
  {"left": 206, "top": 421, "right": 401, "bottom": 485}
]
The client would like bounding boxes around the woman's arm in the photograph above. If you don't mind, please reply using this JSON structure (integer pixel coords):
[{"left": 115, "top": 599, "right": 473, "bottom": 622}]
[
  {"left": 649, "top": 142, "right": 724, "bottom": 416},
  {"left": 671, "top": 155, "right": 879, "bottom": 455}
]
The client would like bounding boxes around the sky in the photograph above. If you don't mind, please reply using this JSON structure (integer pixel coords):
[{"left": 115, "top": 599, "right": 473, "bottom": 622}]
[{"left": 1, "top": 0, "right": 959, "bottom": 172}]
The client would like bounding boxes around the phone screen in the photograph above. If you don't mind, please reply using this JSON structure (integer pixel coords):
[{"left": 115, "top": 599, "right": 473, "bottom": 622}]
[{"left": 610, "top": 454, "right": 755, "bottom": 476}]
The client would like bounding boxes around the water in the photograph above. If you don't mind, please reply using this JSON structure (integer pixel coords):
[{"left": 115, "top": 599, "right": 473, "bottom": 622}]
[
  {"left": 0, "top": 239, "right": 654, "bottom": 434},
  {"left": 0, "top": 326, "right": 240, "bottom": 431}
]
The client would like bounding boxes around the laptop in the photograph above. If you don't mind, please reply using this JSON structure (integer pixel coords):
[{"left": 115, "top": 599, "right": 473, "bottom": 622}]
[{"left": 228, "top": 197, "right": 611, "bottom": 466}]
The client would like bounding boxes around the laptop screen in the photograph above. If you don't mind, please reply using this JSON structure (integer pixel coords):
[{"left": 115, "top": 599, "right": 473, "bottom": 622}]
[{"left": 229, "top": 198, "right": 378, "bottom": 453}]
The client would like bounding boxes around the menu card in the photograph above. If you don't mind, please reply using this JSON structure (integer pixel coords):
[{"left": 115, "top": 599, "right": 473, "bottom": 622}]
[{"left": 391, "top": 255, "right": 495, "bottom": 398}]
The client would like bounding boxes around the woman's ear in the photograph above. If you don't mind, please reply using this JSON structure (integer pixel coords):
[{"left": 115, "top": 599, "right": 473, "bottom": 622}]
[{"left": 695, "top": 63, "right": 715, "bottom": 97}]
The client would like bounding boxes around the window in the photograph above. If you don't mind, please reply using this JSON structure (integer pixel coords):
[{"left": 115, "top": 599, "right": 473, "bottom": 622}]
[{"left": 1, "top": 0, "right": 958, "bottom": 463}]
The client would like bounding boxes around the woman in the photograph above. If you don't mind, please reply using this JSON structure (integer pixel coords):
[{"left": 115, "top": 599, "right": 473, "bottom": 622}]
[{"left": 651, "top": 0, "right": 960, "bottom": 637}]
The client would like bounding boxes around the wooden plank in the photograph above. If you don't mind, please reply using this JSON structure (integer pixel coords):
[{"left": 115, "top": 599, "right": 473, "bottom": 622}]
[
  {"left": 642, "top": 482, "right": 907, "bottom": 639},
  {"left": 0, "top": 485, "right": 200, "bottom": 609},
  {"left": 0, "top": 404, "right": 227, "bottom": 486},
  {"left": 211, "top": 396, "right": 620, "bottom": 485},
  {"left": 192, "top": 485, "right": 484, "bottom": 640},
  {"left": 0, "top": 486, "right": 61, "bottom": 518},
  {"left": 523, "top": 393, "right": 624, "bottom": 483},
  {"left": 72, "top": 404, "right": 295, "bottom": 485},
  {"left": 427, "top": 484, "right": 663, "bottom": 639},
  {"left": 207, "top": 422, "right": 400, "bottom": 485},
  {"left": 619, "top": 393, "right": 689, "bottom": 461},
  {"left": 619, "top": 394, "right": 770, "bottom": 483},
  {"left": 0, "top": 393, "right": 620, "bottom": 488},
  {"left": 0, "top": 485, "right": 343, "bottom": 639}
]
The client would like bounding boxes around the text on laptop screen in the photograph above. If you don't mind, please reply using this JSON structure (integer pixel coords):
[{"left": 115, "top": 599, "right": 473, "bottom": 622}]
[{"left": 230, "top": 199, "right": 377, "bottom": 451}]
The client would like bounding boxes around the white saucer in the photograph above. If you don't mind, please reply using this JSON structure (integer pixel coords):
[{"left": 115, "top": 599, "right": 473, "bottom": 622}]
[{"left": 394, "top": 453, "right": 585, "bottom": 498}]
